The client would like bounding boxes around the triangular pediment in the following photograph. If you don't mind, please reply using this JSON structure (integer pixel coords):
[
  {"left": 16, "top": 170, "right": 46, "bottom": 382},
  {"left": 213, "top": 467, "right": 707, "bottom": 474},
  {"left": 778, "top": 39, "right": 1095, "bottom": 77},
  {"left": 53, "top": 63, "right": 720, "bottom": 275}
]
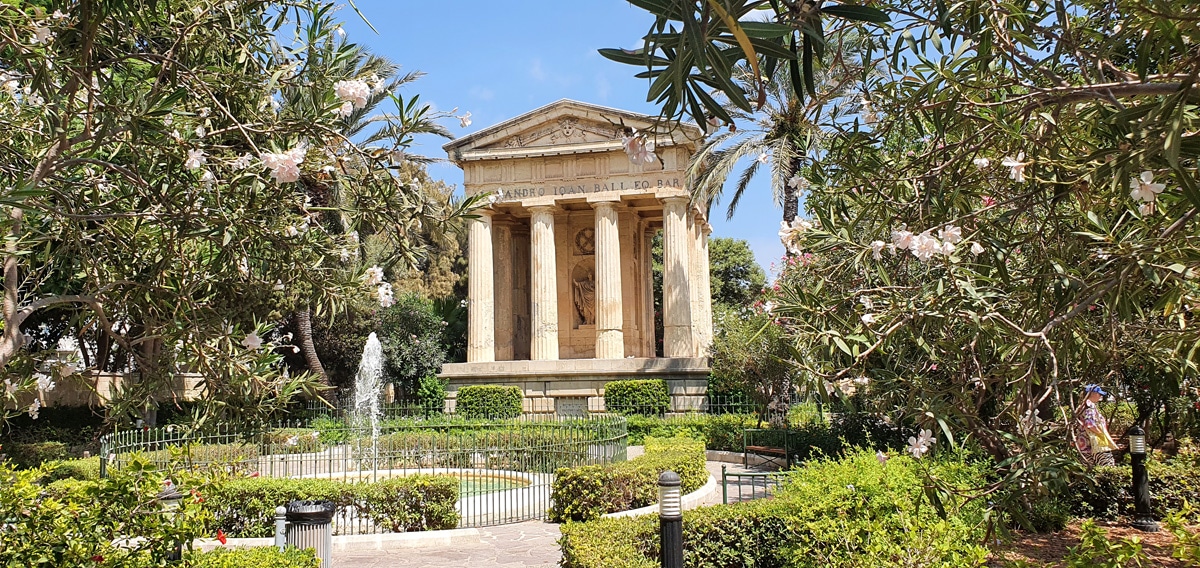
[{"left": 443, "top": 100, "right": 701, "bottom": 162}]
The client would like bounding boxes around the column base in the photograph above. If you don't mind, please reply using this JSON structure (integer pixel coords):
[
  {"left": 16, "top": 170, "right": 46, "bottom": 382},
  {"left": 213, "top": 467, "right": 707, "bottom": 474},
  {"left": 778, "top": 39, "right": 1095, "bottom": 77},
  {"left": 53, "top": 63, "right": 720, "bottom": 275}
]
[{"left": 595, "top": 329, "right": 625, "bottom": 359}]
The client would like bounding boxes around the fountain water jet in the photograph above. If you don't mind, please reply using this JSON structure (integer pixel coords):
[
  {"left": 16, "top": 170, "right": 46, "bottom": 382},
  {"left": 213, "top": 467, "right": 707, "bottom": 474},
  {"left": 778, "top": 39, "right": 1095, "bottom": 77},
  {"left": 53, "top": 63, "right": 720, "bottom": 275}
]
[{"left": 352, "top": 332, "right": 385, "bottom": 469}]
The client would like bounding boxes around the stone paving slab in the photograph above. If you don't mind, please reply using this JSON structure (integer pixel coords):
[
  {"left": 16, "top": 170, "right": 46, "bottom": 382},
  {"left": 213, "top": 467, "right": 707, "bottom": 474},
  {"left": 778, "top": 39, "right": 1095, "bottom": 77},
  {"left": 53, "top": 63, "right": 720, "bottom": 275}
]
[{"left": 333, "top": 460, "right": 775, "bottom": 568}]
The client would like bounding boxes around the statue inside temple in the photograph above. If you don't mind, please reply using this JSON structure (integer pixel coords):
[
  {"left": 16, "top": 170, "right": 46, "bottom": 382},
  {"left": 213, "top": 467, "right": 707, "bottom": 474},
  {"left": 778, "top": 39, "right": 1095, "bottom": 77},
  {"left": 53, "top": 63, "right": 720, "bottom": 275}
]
[{"left": 573, "top": 270, "right": 596, "bottom": 325}]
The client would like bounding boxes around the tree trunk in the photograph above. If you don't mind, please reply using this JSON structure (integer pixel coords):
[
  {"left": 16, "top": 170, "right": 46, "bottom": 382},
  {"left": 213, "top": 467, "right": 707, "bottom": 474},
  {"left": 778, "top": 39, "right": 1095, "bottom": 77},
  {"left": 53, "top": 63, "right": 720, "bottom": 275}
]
[
  {"left": 782, "top": 158, "right": 802, "bottom": 223},
  {"left": 294, "top": 307, "right": 328, "bottom": 386}
]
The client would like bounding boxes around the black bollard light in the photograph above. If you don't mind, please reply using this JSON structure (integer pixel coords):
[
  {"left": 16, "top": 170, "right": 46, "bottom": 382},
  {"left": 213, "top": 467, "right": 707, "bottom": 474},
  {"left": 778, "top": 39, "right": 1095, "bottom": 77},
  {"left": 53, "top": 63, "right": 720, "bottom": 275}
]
[
  {"left": 658, "top": 471, "right": 683, "bottom": 568},
  {"left": 1128, "top": 426, "right": 1160, "bottom": 532}
]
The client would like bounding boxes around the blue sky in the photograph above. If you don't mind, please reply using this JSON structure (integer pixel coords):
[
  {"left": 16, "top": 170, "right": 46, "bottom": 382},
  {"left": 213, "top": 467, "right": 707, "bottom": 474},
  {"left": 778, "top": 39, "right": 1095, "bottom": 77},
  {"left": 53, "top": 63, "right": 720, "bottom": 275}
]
[{"left": 339, "top": 1, "right": 786, "bottom": 275}]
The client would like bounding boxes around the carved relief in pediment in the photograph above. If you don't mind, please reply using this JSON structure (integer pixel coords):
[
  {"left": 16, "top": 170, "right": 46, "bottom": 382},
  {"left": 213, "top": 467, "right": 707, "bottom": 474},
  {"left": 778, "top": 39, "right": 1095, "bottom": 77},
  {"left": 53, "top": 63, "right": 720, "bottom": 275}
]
[{"left": 485, "top": 117, "right": 624, "bottom": 150}]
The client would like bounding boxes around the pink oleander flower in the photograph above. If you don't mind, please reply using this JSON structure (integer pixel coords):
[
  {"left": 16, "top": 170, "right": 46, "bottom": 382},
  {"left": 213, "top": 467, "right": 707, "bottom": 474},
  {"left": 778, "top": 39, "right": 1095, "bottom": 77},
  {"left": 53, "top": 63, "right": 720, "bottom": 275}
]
[
  {"left": 870, "top": 240, "right": 885, "bottom": 260},
  {"left": 621, "top": 130, "right": 656, "bottom": 165},
  {"left": 911, "top": 232, "right": 941, "bottom": 262},
  {"left": 333, "top": 79, "right": 370, "bottom": 109},
  {"left": 891, "top": 228, "right": 914, "bottom": 250},
  {"left": 938, "top": 224, "right": 962, "bottom": 245},
  {"left": 260, "top": 144, "right": 306, "bottom": 183}
]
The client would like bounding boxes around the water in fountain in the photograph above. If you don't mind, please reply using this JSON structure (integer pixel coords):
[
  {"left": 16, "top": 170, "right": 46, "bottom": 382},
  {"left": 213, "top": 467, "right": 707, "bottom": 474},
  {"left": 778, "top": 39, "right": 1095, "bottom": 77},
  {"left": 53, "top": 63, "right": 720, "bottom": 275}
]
[{"left": 352, "top": 332, "right": 385, "bottom": 468}]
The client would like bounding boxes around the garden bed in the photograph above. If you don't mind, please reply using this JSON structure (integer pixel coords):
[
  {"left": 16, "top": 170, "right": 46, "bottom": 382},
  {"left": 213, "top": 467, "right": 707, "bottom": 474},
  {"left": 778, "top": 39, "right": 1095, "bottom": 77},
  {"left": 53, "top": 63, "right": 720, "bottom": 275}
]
[{"left": 988, "top": 521, "right": 1197, "bottom": 567}]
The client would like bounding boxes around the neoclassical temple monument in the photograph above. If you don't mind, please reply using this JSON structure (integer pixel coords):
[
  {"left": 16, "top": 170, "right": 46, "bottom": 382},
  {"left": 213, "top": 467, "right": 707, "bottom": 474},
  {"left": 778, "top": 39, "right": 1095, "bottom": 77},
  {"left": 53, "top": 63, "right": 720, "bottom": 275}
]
[{"left": 439, "top": 100, "right": 712, "bottom": 414}]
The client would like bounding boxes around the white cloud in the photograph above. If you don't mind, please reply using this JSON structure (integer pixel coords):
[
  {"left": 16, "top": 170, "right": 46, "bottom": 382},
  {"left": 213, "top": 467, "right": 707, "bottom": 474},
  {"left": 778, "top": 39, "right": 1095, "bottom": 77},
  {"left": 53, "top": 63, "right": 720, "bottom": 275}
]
[
  {"left": 530, "top": 58, "right": 546, "bottom": 82},
  {"left": 469, "top": 86, "right": 494, "bottom": 101},
  {"left": 594, "top": 74, "right": 611, "bottom": 101}
]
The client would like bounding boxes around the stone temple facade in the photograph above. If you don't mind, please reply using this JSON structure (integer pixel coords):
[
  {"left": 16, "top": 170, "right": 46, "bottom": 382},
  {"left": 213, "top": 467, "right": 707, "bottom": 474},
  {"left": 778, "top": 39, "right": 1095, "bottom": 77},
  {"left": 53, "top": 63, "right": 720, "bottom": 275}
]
[{"left": 438, "top": 100, "right": 712, "bottom": 415}]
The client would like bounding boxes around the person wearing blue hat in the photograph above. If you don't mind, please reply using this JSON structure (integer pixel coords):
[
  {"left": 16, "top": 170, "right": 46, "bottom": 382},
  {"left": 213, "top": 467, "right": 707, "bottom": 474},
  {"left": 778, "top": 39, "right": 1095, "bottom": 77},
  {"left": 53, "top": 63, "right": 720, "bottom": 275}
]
[{"left": 1075, "top": 384, "right": 1118, "bottom": 466}]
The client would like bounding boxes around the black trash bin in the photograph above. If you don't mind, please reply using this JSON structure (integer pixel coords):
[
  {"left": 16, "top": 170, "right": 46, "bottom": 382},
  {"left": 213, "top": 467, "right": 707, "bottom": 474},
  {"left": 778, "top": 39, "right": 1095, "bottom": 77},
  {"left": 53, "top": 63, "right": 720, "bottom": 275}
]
[{"left": 286, "top": 500, "right": 335, "bottom": 567}]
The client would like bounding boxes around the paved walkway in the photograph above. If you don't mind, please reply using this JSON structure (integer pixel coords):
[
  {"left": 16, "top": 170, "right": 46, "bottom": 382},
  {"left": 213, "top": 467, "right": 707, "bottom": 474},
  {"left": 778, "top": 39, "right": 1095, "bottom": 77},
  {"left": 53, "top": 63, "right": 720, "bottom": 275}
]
[{"left": 334, "top": 459, "right": 774, "bottom": 568}]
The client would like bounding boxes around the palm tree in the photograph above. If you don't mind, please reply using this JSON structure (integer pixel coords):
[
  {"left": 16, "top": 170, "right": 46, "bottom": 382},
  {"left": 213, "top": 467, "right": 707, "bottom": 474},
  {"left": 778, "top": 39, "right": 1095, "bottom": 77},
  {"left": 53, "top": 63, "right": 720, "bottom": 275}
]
[{"left": 688, "top": 33, "right": 873, "bottom": 225}]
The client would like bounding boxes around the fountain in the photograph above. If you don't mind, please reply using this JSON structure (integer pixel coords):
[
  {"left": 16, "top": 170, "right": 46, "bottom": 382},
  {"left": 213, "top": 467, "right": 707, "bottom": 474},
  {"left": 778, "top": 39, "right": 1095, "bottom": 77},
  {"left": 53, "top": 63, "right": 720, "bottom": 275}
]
[{"left": 352, "top": 332, "right": 385, "bottom": 468}]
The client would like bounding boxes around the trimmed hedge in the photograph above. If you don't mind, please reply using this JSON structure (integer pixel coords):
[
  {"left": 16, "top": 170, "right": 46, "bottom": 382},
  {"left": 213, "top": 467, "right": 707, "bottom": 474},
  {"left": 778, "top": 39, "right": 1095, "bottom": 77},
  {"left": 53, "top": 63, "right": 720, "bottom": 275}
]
[
  {"left": 373, "top": 427, "right": 592, "bottom": 473},
  {"left": 38, "top": 456, "right": 103, "bottom": 482},
  {"left": 4, "top": 441, "right": 68, "bottom": 468},
  {"left": 560, "top": 449, "right": 990, "bottom": 568},
  {"left": 455, "top": 385, "right": 523, "bottom": 419},
  {"left": 604, "top": 380, "right": 669, "bottom": 416},
  {"left": 549, "top": 435, "right": 706, "bottom": 522},
  {"left": 206, "top": 475, "right": 459, "bottom": 537},
  {"left": 183, "top": 547, "right": 319, "bottom": 568}
]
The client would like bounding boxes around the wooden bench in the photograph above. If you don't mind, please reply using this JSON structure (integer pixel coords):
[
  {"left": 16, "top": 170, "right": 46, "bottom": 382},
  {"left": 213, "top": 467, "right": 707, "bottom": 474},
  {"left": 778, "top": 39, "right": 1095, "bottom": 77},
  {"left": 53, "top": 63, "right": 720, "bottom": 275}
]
[{"left": 743, "top": 428, "right": 793, "bottom": 469}]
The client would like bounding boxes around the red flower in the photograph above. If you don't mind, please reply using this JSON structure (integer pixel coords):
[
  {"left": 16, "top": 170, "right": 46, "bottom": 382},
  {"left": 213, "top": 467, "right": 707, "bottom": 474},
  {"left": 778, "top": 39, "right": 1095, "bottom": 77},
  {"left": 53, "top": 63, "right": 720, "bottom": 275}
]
[
  {"left": 91, "top": 555, "right": 104, "bottom": 562},
  {"left": 191, "top": 488, "right": 204, "bottom": 504},
  {"left": 249, "top": 471, "right": 260, "bottom": 478},
  {"left": 216, "top": 529, "right": 227, "bottom": 545}
]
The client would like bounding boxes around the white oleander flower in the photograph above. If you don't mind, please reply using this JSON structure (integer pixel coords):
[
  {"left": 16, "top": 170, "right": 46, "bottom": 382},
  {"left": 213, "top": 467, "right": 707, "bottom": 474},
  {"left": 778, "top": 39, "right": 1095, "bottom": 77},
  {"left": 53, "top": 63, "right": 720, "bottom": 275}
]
[
  {"left": 333, "top": 79, "right": 370, "bottom": 109},
  {"left": 972, "top": 157, "right": 991, "bottom": 169},
  {"left": 31, "top": 26, "right": 54, "bottom": 45},
  {"left": 237, "top": 257, "right": 249, "bottom": 277},
  {"left": 891, "top": 228, "right": 914, "bottom": 250},
  {"left": 861, "top": 313, "right": 877, "bottom": 325},
  {"left": 941, "top": 240, "right": 955, "bottom": 255},
  {"left": 787, "top": 174, "right": 809, "bottom": 192},
  {"left": 184, "top": 149, "right": 206, "bottom": 170},
  {"left": 0, "top": 71, "right": 19, "bottom": 93},
  {"left": 195, "top": 125, "right": 206, "bottom": 138},
  {"left": 260, "top": 144, "right": 306, "bottom": 183},
  {"left": 377, "top": 283, "right": 395, "bottom": 308},
  {"left": 459, "top": 112, "right": 472, "bottom": 128},
  {"left": 970, "top": 242, "right": 984, "bottom": 255},
  {"left": 1130, "top": 171, "right": 1166, "bottom": 203},
  {"left": 363, "top": 265, "right": 385, "bottom": 287},
  {"left": 1001, "top": 152, "right": 1028, "bottom": 183},
  {"left": 757, "top": 152, "right": 770, "bottom": 165},
  {"left": 870, "top": 240, "right": 885, "bottom": 260},
  {"left": 35, "top": 373, "right": 55, "bottom": 392},
  {"left": 231, "top": 153, "right": 254, "bottom": 170},
  {"left": 28, "top": 398, "right": 40, "bottom": 420},
  {"left": 200, "top": 170, "right": 215, "bottom": 186},
  {"left": 335, "top": 101, "right": 353, "bottom": 117},
  {"left": 1138, "top": 202, "right": 1154, "bottom": 216},
  {"left": 52, "top": 9, "right": 67, "bottom": 19},
  {"left": 911, "top": 232, "right": 941, "bottom": 262},
  {"left": 907, "top": 428, "right": 934, "bottom": 458},
  {"left": 937, "top": 224, "right": 962, "bottom": 245},
  {"left": 284, "top": 226, "right": 299, "bottom": 238},
  {"left": 242, "top": 331, "right": 262, "bottom": 349},
  {"left": 621, "top": 131, "right": 657, "bottom": 165}
]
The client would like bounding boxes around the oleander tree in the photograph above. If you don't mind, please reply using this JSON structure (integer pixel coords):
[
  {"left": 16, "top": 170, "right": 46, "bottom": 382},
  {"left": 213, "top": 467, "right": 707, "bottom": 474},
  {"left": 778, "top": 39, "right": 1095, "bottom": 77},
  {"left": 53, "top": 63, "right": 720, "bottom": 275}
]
[
  {"left": 0, "top": 0, "right": 473, "bottom": 426},
  {"left": 617, "top": 0, "right": 1200, "bottom": 514}
]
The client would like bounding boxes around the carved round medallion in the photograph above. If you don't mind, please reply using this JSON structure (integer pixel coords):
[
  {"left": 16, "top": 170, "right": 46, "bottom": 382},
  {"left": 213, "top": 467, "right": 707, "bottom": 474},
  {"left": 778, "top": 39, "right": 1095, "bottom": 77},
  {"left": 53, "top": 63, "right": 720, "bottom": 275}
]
[{"left": 575, "top": 228, "right": 595, "bottom": 255}]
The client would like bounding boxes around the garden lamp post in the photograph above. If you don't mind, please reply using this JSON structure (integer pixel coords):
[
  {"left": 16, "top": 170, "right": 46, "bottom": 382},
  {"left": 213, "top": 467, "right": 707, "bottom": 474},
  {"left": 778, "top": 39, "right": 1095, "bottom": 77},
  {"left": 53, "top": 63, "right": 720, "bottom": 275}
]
[
  {"left": 1128, "top": 426, "right": 1159, "bottom": 532},
  {"left": 658, "top": 471, "right": 683, "bottom": 568},
  {"left": 157, "top": 480, "right": 185, "bottom": 561}
]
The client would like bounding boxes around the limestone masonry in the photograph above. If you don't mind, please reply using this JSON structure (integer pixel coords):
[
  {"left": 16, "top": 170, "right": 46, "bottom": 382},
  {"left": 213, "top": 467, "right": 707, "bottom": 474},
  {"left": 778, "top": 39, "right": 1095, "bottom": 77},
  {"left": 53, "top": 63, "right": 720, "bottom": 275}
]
[{"left": 440, "top": 100, "right": 712, "bottom": 413}]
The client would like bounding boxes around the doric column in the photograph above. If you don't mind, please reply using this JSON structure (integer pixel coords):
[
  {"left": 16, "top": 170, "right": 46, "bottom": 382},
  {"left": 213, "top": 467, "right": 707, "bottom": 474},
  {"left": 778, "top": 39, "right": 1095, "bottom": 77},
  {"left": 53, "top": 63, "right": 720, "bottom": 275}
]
[
  {"left": 466, "top": 210, "right": 495, "bottom": 362},
  {"left": 661, "top": 196, "right": 693, "bottom": 357},
  {"left": 695, "top": 221, "right": 714, "bottom": 356},
  {"left": 493, "top": 223, "right": 514, "bottom": 361},
  {"left": 529, "top": 206, "right": 560, "bottom": 361},
  {"left": 593, "top": 200, "right": 624, "bottom": 359}
]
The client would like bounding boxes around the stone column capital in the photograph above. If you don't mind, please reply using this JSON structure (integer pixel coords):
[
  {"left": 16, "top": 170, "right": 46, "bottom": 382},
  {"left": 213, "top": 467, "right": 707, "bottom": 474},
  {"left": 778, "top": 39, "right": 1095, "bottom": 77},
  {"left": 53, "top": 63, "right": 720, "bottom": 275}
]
[
  {"left": 661, "top": 195, "right": 691, "bottom": 207},
  {"left": 529, "top": 204, "right": 558, "bottom": 216}
]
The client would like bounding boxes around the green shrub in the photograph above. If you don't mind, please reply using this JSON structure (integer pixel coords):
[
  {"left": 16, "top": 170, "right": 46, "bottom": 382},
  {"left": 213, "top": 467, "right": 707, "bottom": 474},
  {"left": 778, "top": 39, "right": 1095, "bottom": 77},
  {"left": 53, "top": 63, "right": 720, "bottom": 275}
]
[
  {"left": 183, "top": 546, "right": 320, "bottom": 568},
  {"left": 1068, "top": 465, "right": 1128, "bottom": 520},
  {"left": 206, "top": 477, "right": 350, "bottom": 537},
  {"left": 205, "top": 474, "right": 461, "bottom": 537},
  {"left": 373, "top": 426, "right": 591, "bottom": 473},
  {"left": 603, "top": 380, "right": 669, "bottom": 416},
  {"left": 454, "top": 385, "right": 522, "bottom": 419},
  {"left": 416, "top": 375, "right": 447, "bottom": 415},
  {"left": 559, "top": 449, "right": 991, "bottom": 568},
  {"left": 262, "top": 429, "right": 322, "bottom": 455},
  {"left": 360, "top": 475, "right": 459, "bottom": 532},
  {"left": 1025, "top": 498, "right": 1072, "bottom": 533},
  {"left": 5, "top": 440, "right": 68, "bottom": 468},
  {"left": 1149, "top": 457, "right": 1200, "bottom": 518},
  {"left": 39, "top": 456, "right": 102, "bottom": 482},
  {"left": 549, "top": 435, "right": 706, "bottom": 522},
  {"left": 0, "top": 456, "right": 213, "bottom": 568}
]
